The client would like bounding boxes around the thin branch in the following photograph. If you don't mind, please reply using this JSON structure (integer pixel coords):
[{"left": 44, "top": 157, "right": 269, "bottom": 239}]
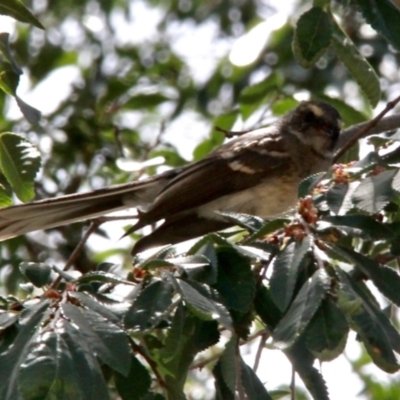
[
  {"left": 334, "top": 96, "right": 400, "bottom": 161},
  {"left": 253, "top": 332, "right": 268, "bottom": 372},
  {"left": 50, "top": 221, "right": 100, "bottom": 289},
  {"left": 290, "top": 366, "right": 296, "bottom": 400}
]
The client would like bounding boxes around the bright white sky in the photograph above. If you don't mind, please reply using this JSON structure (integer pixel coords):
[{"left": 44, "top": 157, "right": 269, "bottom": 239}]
[{"left": 0, "top": 1, "right": 395, "bottom": 399}]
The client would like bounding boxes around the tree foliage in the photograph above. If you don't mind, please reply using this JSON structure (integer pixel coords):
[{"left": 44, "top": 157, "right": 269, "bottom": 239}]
[{"left": 1, "top": 1, "right": 400, "bottom": 399}]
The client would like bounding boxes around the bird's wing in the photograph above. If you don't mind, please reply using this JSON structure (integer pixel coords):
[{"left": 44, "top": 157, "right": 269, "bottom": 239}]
[
  {"left": 0, "top": 171, "right": 174, "bottom": 240},
  {"left": 136, "top": 127, "right": 290, "bottom": 227}
]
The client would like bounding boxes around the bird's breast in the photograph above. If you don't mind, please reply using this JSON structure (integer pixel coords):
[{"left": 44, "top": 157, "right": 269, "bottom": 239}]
[{"left": 196, "top": 175, "right": 300, "bottom": 220}]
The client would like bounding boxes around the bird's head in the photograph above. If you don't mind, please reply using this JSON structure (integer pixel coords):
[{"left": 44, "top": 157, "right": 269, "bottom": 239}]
[{"left": 284, "top": 100, "right": 342, "bottom": 156}]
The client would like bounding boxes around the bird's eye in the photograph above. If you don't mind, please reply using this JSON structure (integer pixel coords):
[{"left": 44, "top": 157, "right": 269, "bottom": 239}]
[{"left": 304, "top": 111, "right": 316, "bottom": 123}]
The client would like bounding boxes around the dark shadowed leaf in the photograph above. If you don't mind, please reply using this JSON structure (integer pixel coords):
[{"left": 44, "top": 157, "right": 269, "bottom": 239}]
[
  {"left": 19, "top": 262, "right": 51, "bottom": 288},
  {"left": 173, "top": 277, "right": 232, "bottom": 329},
  {"left": 270, "top": 237, "right": 311, "bottom": 312},
  {"left": 0, "top": 301, "right": 51, "bottom": 400},
  {"left": 0, "top": 0, "right": 44, "bottom": 28},
  {"left": 273, "top": 268, "right": 331, "bottom": 349},
  {"left": 332, "top": 244, "right": 400, "bottom": 306},
  {"left": 326, "top": 182, "right": 352, "bottom": 214},
  {"left": 61, "top": 303, "right": 131, "bottom": 376},
  {"left": 336, "top": 268, "right": 400, "bottom": 372},
  {"left": 114, "top": 355, "right": 151, "bottom": 400},
  {"left": 240, "top": 358, "right": 273, "bottom": 399},
  {"left": 213, "top": 246, "right": 256, "bottom": 313},
  {"left": 322, "top": 215, "right": 394, "bottom": 239},
  {"left": 352, "top": 169, "right": 398, "bottom": 213},
  {"left": 305, "top": 299, "right": 349, "bottom": 361},
  {"left": 124, "top": 280, "right": 174, "bottom": 330},
  {"left": 284, "top": 338, "right": 330, "bottom": 400}
]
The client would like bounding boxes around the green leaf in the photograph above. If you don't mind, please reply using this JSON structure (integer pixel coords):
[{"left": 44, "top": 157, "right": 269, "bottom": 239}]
[
  {"left": 19, "top": 262, "right": 51, "bottom": 288},
  {"left": 254, "top": 285, "right": 283, "bottom": 330},
  {"left": 0, "top": 33, "right": 22, "bottom": 74},
  {"left": 0, "top": 184, "right": 12, "bottom": 207},
  {"left": 76, "top": 270, "right": 134, "bottom": 286},
  {"left": 122, "top": 93, "right": 171, "bottom": 109},
  {"left": 245, "top": 218, "right": 288, "bottom": 243},
  {"left": 0, "top": 301, "right": 51, "bottom": 400},
  {"left": 213, "top": 246, "right": 256, "bottom": 313},
  {"left": 298, "top": 172, "right": 325, "bottom": 198},
  {"left": 270, "top": 237, "right": 311, "bottom": 312},
  {"left": 239, "top": 72, "right": 283, "bottom": 120},
  {"left": 332, "top": 244, "right": 400, "bottom": 307},
  {"left": 0, "top": 67, "right": 19, "bottom": 96},
  {"left": 305, "top": 299, "right": 349, "bottom": 361},
  {"left": 284, "top": 338, "right": 330, "bottom": 400},
  {"left": 292, "top": 7, "right": 332, "bottom": 67},
  {"left": 213, "top": 336, "right": 237, "bottom": 395},
  {"left": 0, "top": 133, "right": 41, "bottom": 202},
  {"left": 193, "top": 128, "right": 225, "bottom": 160},
  {"left": 354, "top": 0, "right": 400, "bottom": 51},
  {"left": 330, "top": 14, "right": 380, "bottom": 107},
  {"left": 336, "top": 268, "right": 400, "bottom": 372},
  {"left": 61, "top": 319, "right": 110, "bottom": 400},
  {"left": 240, "top": 358, "right": 273, "bottom": 399},
  {"left": 273, "top": 268, "right": 331, "bottom": 349},
  {"left": 326, "top": 182, "right": 352, "bottom": 214},
  {"left": 173, "top": 278, "right": 232, "bottom": 329},
  {"left": 61, "top": 303, "right": 131, "bottom": 376},
  {"left": 0, "top": 0, "right": 44, "bottom": 29},
  {"left": 352, "top": 169, "right": 398, "bottom": 213},
  {"left": 114, "top": 355, "right": 151, "bottom": 400},
  {"left": 322, "top": 215, "right": 394, "bottom": 239},
  {"left": 124, "top": 280, "right": 174, "bottom": 330},
  {"left": 217, "top": 211, "right": 264, "bottom": 232}
]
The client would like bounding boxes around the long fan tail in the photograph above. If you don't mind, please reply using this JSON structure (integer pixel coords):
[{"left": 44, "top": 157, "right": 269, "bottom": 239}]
[{"left": 0, "top": 175, "right": 169, "bottom": 240}]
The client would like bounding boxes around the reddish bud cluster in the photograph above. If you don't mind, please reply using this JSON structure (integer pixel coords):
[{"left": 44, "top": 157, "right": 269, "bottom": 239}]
[{"left": 297, "top": 196, "right": 319, "bottom": 225}]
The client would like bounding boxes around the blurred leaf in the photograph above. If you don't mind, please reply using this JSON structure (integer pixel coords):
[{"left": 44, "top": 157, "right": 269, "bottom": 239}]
[
  {"left": 352, "top": 169, "right": 398, "bottom": 213},
  {"left": 332, "top": 244, "right": 400, "bottom": 307},
  {"left": 355, "top": 0, "right": 400, "bottom": 51},
  {"left": 0, "top": 67, "right": 19, "bottom": 96},
  {"left": 124, "top": 280, "right": 173, "bottom": 330},
  {"left": 0, "top": 33, "right": 22, "bottom": 74},
  {"left": 239, "top": 72, "right": 283, "bottom": 120},
  {"left": 273, "top": 268, "right": 331, "bottom": 349},
  {"left": 122, "top": 93, "right": 171, "bottom": 109},
  {"left": 15, "top": 96, "right": 41, "bottom": 124},
  {"left": 270, "top": 237, "right": 311, "bottom": 312},
  {"left": 19, "top": 262, "right": 51, "bottom": 288},
  {"left": 0, "top": 133, "right": 41, "bottom": 202},
  {"left": 0, "top": 0, "right": 44, "bottom": 29},
  {"left": 193, "top": 129, "right": 225, "bottom": 160},
  {"left": 330, "top": 14, "right": 380, "bottom": 107},
  {"left": 0, "top": 184, "right": 12, "bottom": 207},
  {"left": 336, "top": 268, "right": 400, "bottom": 372},
  {"left": 293, "top": 7, "right": 332, "bottom": 68}
]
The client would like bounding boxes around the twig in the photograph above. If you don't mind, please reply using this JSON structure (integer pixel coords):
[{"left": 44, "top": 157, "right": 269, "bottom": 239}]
[
  {"left": 334, "top": 95, "right": 400, "bottom": 161},
  {"left": 290, "top": 366, "right": 296, "bottom": 400},
  {"left": 253, "top": 332, "right": 268, "bottom": 372},
  {"left": 214, "top": 125, "right": 252, "bottom": 138},
  {"left": 50, "top": 221, "right": 100, "bottom": 289}
]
